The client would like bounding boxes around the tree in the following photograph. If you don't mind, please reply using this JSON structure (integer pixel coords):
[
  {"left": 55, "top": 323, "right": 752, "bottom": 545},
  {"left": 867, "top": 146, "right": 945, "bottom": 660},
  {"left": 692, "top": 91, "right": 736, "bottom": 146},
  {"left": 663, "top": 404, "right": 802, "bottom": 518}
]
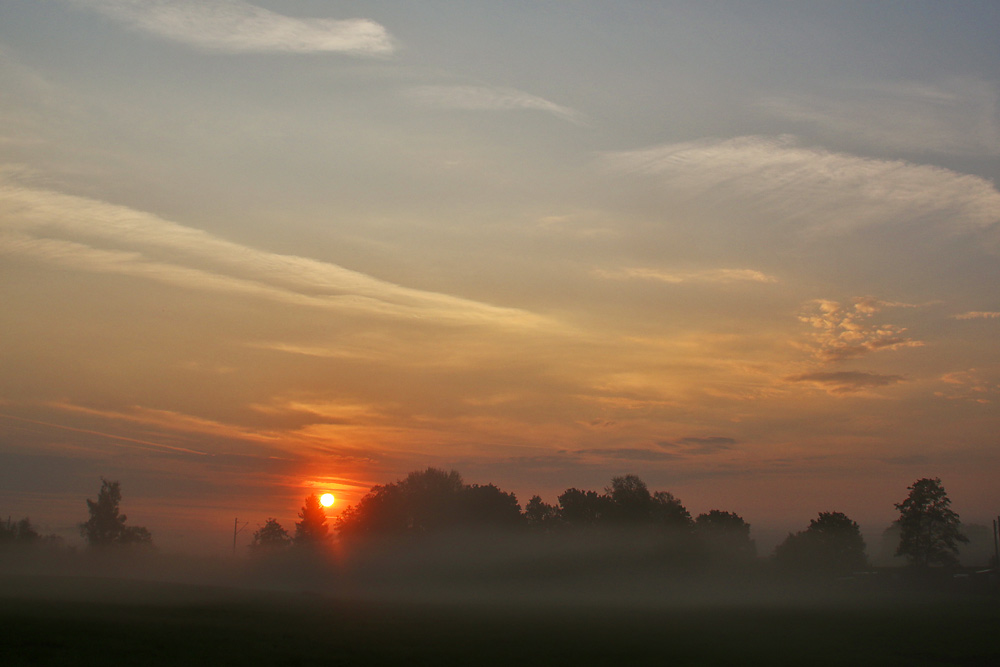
[
  {"left": 605, "top": 474, "right": 653, "bottom": 523},
  {"left": 0, "top": 517, "right": 40, "bottom": 545},
  {"left": 336, "top": 469, "right": 525, "bottom": 538},
  {"left": 557, "top": 488, "right": 610, "bottom": 526},
  {"left": 294, "top": 495, "right": 329, "bottom": 546},
  {"left": 894, "top": 477, "right": 968, "bottom": 568},
  {"left": 80, "top": 478, "right": 152, "bottom": 548},
  {"left": 695, "top": 510, "right": 756, "bottom": 560},
  {"left": 774, "top": 511, "right": 867, "bottom": 574},
  {"left": 462, "top": 484, "right": 523, "bottom": 528},
  {"left": 250, "top": 517, "right": 291, "bottom": 551},
  {"left": 651, "top": 491, "right": 693, "bottom": 529},
  {"left": 524, "top": 495, "right": 559, "bottom": 530}
]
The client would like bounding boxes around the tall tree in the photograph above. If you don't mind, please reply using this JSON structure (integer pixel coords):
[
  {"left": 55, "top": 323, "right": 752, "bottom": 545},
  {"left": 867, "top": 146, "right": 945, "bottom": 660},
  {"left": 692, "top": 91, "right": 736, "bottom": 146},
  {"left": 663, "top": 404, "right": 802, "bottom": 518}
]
[
  {"left": 294, "top": 495, "right": 329, "bottom": 546},
  {"left": 80, "top": 478, "right": 152, "bottom": 547},
  {"left": 894, "top": 477, "right": 968, "bottom": 568}
]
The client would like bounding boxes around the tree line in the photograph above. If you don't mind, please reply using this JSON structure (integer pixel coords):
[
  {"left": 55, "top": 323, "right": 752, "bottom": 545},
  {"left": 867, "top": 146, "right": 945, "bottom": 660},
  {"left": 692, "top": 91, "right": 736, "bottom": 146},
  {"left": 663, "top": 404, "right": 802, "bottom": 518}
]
[
  {"left": 250, "top": 469, "right": 972, "bottom": 573},
  {"left": 1, "top": 472, "right": 975, "bottom": 574}
]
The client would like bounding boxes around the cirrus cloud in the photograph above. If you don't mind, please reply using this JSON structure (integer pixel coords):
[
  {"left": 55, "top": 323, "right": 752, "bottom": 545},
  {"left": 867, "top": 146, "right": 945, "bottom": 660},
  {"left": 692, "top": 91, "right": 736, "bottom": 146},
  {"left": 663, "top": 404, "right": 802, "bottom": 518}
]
[
  {"left": 601, "top": 135, "right": 1000, "bottom": 235},
  {"left": 0, "top": 174, "right": 552, "bottom": 330},
  {"left": 66, "top": 0, "right": 395, "bottom": 55},
  {"left": 594, "top": 267, "right": 778, "bottom": 285},
  {"left": 406, "top": 85, "right": 585, "bottom": 124}
]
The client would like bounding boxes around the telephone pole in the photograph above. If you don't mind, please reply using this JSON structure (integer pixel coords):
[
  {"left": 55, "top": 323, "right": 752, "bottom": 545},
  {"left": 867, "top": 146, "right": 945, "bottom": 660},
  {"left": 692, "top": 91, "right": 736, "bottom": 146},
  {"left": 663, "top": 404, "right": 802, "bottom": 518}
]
[
  {"left": 233, "top": 517, "right": 249, "bottom": 554},
  {"left": 993, "top": 516, "right": 999, "bottom": 569}
]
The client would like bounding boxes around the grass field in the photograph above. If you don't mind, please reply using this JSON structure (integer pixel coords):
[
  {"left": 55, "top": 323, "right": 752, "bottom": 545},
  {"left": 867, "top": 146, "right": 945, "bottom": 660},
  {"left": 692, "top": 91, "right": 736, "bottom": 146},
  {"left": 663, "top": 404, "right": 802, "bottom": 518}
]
[{"left": 1, "top": 574, "right": 997, "bottom": 666}]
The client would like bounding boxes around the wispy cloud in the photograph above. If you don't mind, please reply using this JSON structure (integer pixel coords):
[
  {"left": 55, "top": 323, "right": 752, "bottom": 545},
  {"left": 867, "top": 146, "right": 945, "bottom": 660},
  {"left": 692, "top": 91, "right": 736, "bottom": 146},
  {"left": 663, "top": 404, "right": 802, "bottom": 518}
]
[
  {"left": 797, "top": 297, "right": 923, "bottom": 362},
  {"left": 0, "top": 176, "right": 551, "bottom": 330},
  {"left": 786, "top": 371, "right": 906, "bottom": 394},
  {"left": 658, "top": 436, "right": 737, "bottom": 453},
  {"left": 67, "top": 0, "right": 395, "bottom": 55},
  {"left": 601, "top": 135, "right": 1000, "bottom": 234},
  {"left": 595, "top": 267, "right": 778, "bottom": 285},
  {"left": 936, "top": 368, "right": 997, "bottom": 404},
  {"left": 581, "top": 447, "right": 679, "bottom": 462},
  {"left": 406, "top": 85, "right": 585, "bottom": 124},
  {"left": 758, "top": 78, "right": 1000, "bottom": 156},
  {"left": 953, "top": 311, "right": 1000, "bottom": 320}
]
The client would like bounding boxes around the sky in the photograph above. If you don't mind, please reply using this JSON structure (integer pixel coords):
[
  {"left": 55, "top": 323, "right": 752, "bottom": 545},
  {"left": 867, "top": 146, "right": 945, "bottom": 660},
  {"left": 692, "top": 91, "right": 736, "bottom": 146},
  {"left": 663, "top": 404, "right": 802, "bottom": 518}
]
[{"left": 1, "top": 1, "right": 998, "bottom": 554}]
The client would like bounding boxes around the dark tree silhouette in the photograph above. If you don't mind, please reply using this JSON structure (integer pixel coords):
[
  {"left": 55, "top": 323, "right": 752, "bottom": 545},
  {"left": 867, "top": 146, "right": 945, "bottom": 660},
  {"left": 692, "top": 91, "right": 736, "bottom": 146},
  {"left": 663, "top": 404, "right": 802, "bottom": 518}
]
[
  {"left": 337, "top": 468, "right": 523, "bottom": 538},
  {"left": 774, "top": 511, "right": 867, "bottom": 574},
  {"left": 0, "top": 517, "right": 40, "bottom": 544},
  {"left": 294, "top": 495, "right": 329, "bottom": 546},
  {"left": 605, "top": 474, "right": 654, "bottom": 523},
  {"left": 894, "top": 477, "right": 968, "bottom": 568},
  {"left": 651, "top": 491, "right": 693, "bottom": 529},
  {"left": 524, "top": 495, "right": 559, "bottom": 529},
  {"left": 557, "top": 488, "right": 610, "bottom": 525},
  {"left": 462, "top": 484, "right": 523, "bottom": 527},
  {"left": 80, "top": 478, "right": 152, "bottom": 547},
  {"left": 695, "top": 510, "right": 756, "bottom": 560},
  {"left": 251, "top": 517, "right": 292, "bottom": 550}
]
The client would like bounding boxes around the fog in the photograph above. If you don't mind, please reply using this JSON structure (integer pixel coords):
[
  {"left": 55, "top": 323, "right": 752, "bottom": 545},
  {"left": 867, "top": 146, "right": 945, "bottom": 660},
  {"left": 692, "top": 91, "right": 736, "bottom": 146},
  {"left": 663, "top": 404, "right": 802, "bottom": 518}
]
[{"left": 2, "top": 527, "right": 990, "bottom": 614}]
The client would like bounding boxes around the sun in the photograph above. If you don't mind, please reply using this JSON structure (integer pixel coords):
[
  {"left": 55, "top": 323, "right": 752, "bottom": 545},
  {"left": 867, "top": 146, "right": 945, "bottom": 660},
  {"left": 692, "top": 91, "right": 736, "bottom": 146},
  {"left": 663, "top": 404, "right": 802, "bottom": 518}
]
[{"left": 319, "top": 493, "right": 335, "bottom": 508}]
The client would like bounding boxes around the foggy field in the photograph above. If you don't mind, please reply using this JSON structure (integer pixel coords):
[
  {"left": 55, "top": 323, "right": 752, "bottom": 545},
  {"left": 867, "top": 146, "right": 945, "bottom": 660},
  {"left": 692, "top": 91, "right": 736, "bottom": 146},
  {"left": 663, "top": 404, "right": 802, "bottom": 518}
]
[{"left": 2, "top": 574, "right": 997, "bottom": 666}]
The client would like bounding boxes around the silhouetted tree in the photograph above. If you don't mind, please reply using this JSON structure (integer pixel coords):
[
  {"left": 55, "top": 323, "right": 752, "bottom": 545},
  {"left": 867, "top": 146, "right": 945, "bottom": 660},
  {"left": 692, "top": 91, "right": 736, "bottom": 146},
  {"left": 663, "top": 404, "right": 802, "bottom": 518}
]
[
  {"left": 606, "top": 474, "right": 654, "bottom": 523},
  {"left": 651, "top": 491, "right": 693, "bottom": 529},
  {"left": 0, "top": 517, "right": 40, "bottom": 545},
  {"left": 557, "top": 488, "right": 610, "bottom": 525},
  {"left": 294, "top": 495, "right": 329, "bottom": 546},
  {"left": 695, "top": 510, "right": 756, "bottom": 560},
  {"left": 80, "top": 478, "right": 152, "bottom": 548},
  {"left": 462, "top": 484, "right": 523, "bottom": 527},
  {"left": 774, "top": 511, "right": 866, "bottom": 574},
  {"left": 337, "top": 468, "right": 524, "bottom": 538},
  {"left": 250, "top": 517, "right": 292, "bottom": 551},
  {"left": 524, "top": 495, "right": 559, "bottom": 530},
  {"left": 894, "top": 477, "right": 968, "bottom": 568}
]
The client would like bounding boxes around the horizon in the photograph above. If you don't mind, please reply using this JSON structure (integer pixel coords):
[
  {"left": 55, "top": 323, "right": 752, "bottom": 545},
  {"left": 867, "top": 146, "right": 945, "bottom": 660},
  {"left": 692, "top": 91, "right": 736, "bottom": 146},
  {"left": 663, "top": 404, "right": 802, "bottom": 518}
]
[{"left": 2, "top": 2, "right": 999, "bottom": 557}]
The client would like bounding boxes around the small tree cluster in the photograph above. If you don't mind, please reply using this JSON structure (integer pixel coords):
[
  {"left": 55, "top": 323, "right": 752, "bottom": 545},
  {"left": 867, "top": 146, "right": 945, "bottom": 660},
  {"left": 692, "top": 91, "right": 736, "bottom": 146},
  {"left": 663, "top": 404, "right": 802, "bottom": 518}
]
[
  {"left": 0, "top": 516, "right": 40, "bottom": 545},
  {"left": 774, "top": 512, "right": 867, "bottom": 574}
]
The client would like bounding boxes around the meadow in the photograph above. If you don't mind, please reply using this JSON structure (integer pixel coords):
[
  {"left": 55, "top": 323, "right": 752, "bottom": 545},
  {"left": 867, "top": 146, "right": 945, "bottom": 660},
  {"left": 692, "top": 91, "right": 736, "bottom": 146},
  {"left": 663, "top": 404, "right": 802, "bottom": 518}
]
[{"left": 2, "top": 573, "right": 996, "bottom": 666}]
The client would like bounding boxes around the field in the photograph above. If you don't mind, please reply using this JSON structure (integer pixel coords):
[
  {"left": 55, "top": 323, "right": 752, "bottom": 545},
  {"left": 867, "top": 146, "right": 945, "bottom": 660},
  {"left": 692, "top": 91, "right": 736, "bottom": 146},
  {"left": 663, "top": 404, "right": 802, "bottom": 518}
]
[{"left": 1, "top": 573, "right": 997, "bottom": 666}]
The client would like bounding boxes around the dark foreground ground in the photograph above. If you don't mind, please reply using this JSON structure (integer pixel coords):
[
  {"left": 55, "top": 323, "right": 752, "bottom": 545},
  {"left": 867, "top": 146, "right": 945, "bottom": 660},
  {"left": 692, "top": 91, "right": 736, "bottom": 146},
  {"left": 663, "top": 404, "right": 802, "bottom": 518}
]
[{"left": 1, "top": 574, "right": 997, "bottom": 666}]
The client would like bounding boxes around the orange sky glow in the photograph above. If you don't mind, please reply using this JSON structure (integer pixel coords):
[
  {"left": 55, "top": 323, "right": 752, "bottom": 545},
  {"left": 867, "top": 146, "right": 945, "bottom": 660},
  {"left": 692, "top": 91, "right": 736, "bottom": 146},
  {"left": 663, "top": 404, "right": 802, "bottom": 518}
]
[{"left": 1, "top": 2, "right": 998, "bottom": 554}]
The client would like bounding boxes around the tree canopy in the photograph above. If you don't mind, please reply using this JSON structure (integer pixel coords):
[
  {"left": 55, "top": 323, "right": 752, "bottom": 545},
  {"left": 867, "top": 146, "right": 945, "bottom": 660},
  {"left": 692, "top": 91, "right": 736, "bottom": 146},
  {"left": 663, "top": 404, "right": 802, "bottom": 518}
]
[
  {"left": 773, "top": 511, "right": 867, "bottom": 574},
  {"left": 80, "top": 478, "right": 152, "bottom": 548},
  {"left": 251, "top": 517, "right": 292, "bottom": 551},
  {"left": 894, "top": 477, "right": 968, "bottom": 568},
  {"left": 695, "top": 510, "right": 756, "bottom": 560},
  {"left": 336, "top": 468, "right": 523, "bottom": 538},
  {"left": 294, "top": 495, "right": 329, "bottom": 546}
]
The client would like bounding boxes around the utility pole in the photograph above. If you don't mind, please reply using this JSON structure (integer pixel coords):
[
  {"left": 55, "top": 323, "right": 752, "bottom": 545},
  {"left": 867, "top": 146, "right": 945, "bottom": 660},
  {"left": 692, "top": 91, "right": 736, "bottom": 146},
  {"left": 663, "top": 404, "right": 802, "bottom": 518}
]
[
  {"left": 993, "top": 516, "right": 999, "bottom": 569},
  {"left": 233, "top": 517, "right": 249, "bottom": 555}
]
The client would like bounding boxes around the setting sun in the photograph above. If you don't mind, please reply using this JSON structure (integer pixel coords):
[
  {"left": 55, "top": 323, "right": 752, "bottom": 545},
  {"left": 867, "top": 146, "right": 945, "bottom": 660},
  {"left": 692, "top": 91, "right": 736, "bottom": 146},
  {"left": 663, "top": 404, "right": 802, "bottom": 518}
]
[{"left": 319, "top": 493, "right": 335, "bottom": 508}]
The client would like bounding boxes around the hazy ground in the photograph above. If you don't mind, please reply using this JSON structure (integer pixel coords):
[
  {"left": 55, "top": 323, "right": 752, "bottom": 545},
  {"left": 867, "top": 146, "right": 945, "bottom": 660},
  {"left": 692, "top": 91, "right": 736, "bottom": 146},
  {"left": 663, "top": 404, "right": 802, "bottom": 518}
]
[{"left": 2, "top": 557, "right": 997, "bottom": 666}]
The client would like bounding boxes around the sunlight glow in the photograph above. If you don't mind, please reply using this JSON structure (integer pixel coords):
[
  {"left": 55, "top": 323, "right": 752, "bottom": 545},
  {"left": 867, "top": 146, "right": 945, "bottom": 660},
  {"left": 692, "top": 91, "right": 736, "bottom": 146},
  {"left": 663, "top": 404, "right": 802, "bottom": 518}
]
[{"left": 320, "top": 493, "right": 335, "bottom": 507}]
